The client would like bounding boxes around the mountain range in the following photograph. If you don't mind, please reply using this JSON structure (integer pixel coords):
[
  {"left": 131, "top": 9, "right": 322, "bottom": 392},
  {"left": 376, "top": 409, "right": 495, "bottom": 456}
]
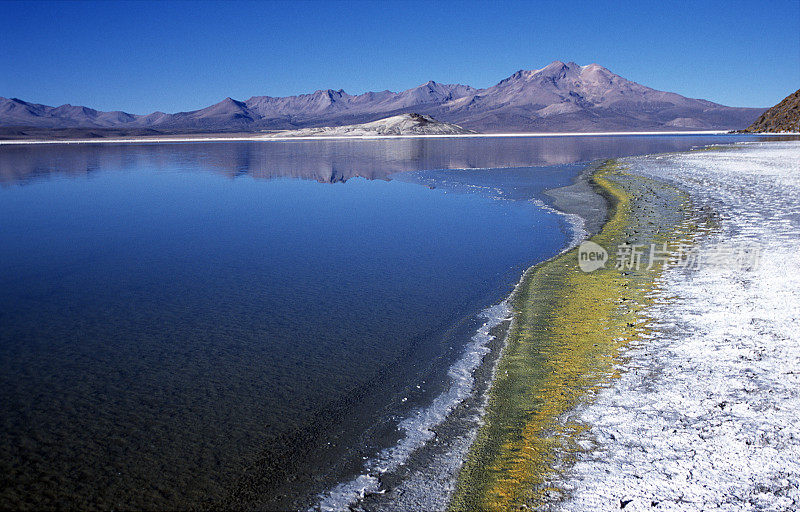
[{"left": 0, "top": 61, "right": 765, "bottom": 134}]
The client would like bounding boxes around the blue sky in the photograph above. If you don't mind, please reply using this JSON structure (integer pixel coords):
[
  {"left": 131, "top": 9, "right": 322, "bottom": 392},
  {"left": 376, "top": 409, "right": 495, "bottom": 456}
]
[{"left": 1, "top": 0, "right": 798, "bottom": 114}]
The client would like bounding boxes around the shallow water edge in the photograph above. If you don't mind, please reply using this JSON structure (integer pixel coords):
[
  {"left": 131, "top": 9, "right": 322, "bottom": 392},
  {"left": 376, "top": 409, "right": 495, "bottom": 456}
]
[{"left": 307, "top": 167, "right": 598, "bottom": 511}]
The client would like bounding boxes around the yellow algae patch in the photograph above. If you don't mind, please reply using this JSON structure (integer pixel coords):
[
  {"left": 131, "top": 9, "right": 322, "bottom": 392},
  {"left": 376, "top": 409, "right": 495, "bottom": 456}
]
[{"left": 449, "top": 160, "right": 693, "bottom": 511}]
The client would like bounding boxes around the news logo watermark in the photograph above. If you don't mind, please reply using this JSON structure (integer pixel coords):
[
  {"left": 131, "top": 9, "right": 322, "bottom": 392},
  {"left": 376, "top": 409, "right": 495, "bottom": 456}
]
[
  {"left": 578, "top": 241, "right": 608, "bottom": 272},
  {"left": 578, "top": 241, "right": 761, "bottom": 273}
]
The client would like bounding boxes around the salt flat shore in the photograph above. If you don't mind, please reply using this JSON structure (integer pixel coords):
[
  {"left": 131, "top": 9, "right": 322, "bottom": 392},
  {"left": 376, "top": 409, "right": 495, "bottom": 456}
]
[
  {"left": 451, "top": 158, "right": 692, "bottom": 510},
  {"left": 555, "top": 141, "right": 800, "bottom": 511},
  {"left": 0, "top": 131, "right": 735, "bottom": 145}
]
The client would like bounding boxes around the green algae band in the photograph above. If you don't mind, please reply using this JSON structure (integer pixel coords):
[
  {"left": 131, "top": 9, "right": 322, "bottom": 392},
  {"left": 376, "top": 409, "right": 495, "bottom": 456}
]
[{"left": 450, "top": 160, "right": 691, "bottom": 511}]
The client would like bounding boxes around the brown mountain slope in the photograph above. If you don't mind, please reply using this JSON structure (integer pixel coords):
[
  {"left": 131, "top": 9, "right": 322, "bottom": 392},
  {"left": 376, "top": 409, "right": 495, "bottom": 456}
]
[{"left": 741, "top": 89, "right": 800, "bottom": 133}]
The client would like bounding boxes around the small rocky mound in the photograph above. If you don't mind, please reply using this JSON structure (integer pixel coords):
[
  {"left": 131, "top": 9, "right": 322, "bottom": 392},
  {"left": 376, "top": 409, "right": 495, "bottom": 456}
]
[
  {"left": 266, "top": 113, "right": 476, "bottom": 137},
  {"left": 741, "top": 89, "right": 800, "bottom": 133}
]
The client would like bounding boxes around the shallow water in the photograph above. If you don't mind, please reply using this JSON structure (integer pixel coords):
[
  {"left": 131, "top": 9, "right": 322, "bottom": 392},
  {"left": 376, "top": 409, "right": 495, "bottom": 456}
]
[{"left": 0, "top": 135, "right": 781, "bottom": 509}]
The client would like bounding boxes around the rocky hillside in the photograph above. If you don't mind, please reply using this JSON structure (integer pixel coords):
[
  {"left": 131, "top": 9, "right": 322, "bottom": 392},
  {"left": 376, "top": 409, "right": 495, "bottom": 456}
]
[
  {"left": 741, "top": 89, "right": 800, "bottom": 133},
  {"left": 264, "top": 113, "right": 474, "bottom": 137}
]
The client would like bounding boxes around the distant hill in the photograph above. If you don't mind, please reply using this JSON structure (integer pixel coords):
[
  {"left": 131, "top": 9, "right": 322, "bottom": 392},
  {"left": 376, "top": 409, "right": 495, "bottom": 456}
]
[
  {"left": 0, "top": 61, "right": 765, "bottom": 134},
  {"left": 740, "top": 89, "right": 800, "bottom": 133},
  {"left": 265, "top": 113, "right": 474, "bottom": 137}
]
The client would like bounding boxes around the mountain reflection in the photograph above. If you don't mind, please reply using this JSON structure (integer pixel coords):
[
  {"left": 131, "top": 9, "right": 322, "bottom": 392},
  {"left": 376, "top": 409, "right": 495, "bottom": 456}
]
[{"left": 0, "top": 135, "right": 778, "bottom": 186}]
